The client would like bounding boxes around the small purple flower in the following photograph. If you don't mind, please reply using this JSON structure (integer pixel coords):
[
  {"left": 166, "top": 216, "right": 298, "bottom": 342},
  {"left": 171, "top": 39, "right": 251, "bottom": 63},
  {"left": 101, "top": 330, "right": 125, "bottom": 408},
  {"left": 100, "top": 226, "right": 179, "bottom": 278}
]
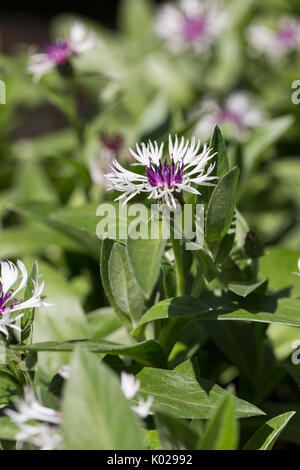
[
  {"left": 194, "top": 91, "right": 264, "bottom": 140},
  {"left": 45, "top": 40, "right": 75, "bottom": 65},
  {"left": 28, "top": 22, "right": 98, "bottom": 82},
  {"left": 247, "top": 16, "right": 300, "bottom": 58},
  {"left": 105, "top": 135, "right": 217, "bottom": 208},
  {"left": 155, "top": 0, "right": 227, "bottom": 54},
  {"left": 182, "top": 16, "right": 207, "bottom": 42}
]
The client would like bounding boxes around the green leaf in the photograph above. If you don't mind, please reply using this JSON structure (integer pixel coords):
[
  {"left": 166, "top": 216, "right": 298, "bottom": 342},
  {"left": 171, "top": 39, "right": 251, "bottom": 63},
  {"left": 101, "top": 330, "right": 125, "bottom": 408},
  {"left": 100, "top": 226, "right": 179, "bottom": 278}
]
[
  {"left": 214, "top": 211, "right": 236, "bottom": 264},
  {"left": 162, "top": 259, "right": 177, "bottom": 298},
  {"left": 62, "top": 348, "right": 144, "bottom": 450},
  {"left": 216, "top": 296, "right": 300, "bottom": 328},
  {"left": 0, "top": 417, "right": 19, "bottom": 441},
  {"left": 86, "top": 307, "right": 122, "bottom": 340},
  {"left": 100, "top": 239, "right": 131, "bottom": 330},
  {"left": 200, "top": 125, "right": 229, "bottom": 203},
  {"left": 198, "top": 394, "right": 238, "bottom": 450},
  {"left": 109, "top": 243, "right": 144, "bottom": 324},
  {"left": 12, "top": 339, "right": 167, "bottom": 368},
  {"left": 205, "top": 166, "right": 240, "bottom": 245},
  {"left": 127, "top": 225, "right": 166, "bottom": 299},
  {"left": 210, "top": 125, "right": 229, "bottom": 178},
  {"left": 243, "top": 412, "right": 295, "bottom": 450},
  {"left": 0, "top": 372, "right": 21, "bottom": 406},
  {"left": 260, "top": 248, "right": 300, "bottom": 297},
  {"left": 155, "top": 412, "right": 199, "bottom": 450},
  {"left": 136, "top": 368, "right": 264, "bottom": 419},
  {"left": 21, "top": 261, "right": 39, "bottom": 344},
  {"left": 28, "top": 259, "right": 90, "bottom": 382},
  {"left": 119, "top": 0, "right": 154, "bottom": 40},
  {"left": 243, "top": 116, "right": 294, "bottom": 176},
  {"left": 144, "top": 430, "right": 162, "bottom": 450},
  {"left": 228, "top": 278, "right": 268, "bottom": 297},
  {"left": 9, "top": 202, "right": 100, "bottom": 260},
  {"left": 135, "top": 296, "right": 210, "bottom": 331},
  {"left": 193, "top": 248, "right": 219, "bottom": 282},
  {"left": 0, "top": 225, "right": 86, "bottom": 258}
]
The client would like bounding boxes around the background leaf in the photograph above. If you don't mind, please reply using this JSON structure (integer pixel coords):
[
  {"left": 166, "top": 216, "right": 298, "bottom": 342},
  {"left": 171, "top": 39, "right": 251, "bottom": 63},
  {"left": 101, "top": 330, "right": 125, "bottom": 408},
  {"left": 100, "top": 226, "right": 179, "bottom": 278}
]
[{"left": 62, "top": 348, "right": 144, "bottom": 450}]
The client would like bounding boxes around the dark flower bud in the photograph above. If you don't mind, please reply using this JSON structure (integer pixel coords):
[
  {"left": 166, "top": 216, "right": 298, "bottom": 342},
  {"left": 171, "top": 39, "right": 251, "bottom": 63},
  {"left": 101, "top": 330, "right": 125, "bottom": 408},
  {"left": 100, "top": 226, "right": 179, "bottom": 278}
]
[{"left": 244, "top": 230, "right": 264, "bottom": 258}]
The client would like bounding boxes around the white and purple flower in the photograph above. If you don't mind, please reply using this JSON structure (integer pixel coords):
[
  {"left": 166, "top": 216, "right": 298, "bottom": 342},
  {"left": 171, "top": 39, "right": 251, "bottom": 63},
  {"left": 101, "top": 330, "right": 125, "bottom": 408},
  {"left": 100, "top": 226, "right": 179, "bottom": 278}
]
[
  {"left": 5, "top": 387, "right": 62, "bottom": 450},
  {"left": 0, "top": 259, "right": 51, "bottom": 339},
  {"left": 247, "top": 16, "right": 300, "bottom": 58},
  {"left": 28, "top": 22, "right": 97, "bottom": 82},
  {"left": 193, "top": 91, "right": 264, "bottom": 140},
  {"left": 105, "top": 135, "right": 217, "bottom": 208},
  {"left": 155, "top": 0, "right": 227, "bottom": 54}
]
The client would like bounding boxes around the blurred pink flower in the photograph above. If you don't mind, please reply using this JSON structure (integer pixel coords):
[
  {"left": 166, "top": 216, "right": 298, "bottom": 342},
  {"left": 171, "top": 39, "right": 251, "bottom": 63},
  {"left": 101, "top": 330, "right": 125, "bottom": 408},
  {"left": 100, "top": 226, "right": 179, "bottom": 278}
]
[{"left": 155, "top": 0, "right": 228, "bottom": 54}]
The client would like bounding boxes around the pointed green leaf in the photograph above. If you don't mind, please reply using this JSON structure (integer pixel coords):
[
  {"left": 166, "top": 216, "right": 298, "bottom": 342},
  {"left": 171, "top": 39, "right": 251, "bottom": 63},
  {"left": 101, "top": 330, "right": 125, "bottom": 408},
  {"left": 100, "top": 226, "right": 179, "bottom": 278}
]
[
  {"left": 21, "top": 261, "right": 39, "bottom": 344},
  {"left": 206, "top": 167, "right": 240, "bottom": 245},
  {"left": 210, "top": 125, "right": 229, "bottom": 178},
  {"left": 100, "top": 239, "right": 131, "bottom": 330},
  {"left": 136, "top": 368, "right": 264, "bottom": 419},
  {"left": 228, "top": 278, "right": 268, "bottom": 297},
  {"left": 243, "top": 412, "right": 295, "bottom": 450},
  {"left": 135, "top": 296, "right": 210, "bottom": 331}
]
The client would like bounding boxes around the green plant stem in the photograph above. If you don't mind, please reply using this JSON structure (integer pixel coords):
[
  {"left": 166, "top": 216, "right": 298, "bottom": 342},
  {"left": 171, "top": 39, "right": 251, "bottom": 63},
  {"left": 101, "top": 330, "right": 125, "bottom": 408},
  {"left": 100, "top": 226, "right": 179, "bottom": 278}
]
[
  {"left": 158, "top": 237, "right": 186, "bottom": 358},
  {"left": 172, "top": 237, "right": 185, "bottom": 297}
]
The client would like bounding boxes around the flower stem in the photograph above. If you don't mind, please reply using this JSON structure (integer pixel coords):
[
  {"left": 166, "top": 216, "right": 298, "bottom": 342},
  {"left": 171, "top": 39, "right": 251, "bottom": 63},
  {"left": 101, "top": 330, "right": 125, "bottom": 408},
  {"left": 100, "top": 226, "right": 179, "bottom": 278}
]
[{"left": 172, "top": 237, "right": 185, "bottom": 297}]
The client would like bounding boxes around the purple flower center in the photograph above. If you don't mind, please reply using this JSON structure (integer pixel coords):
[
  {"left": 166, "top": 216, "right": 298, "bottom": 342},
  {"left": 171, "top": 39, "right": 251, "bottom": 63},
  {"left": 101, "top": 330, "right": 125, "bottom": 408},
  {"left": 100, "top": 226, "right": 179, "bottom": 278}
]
[
  {"left": 276, "top": 26, "right": 298, "bottom": 48},
  {"left": 182, "top": 16, "right": 207, "bottom": 42},
  {"left": 45, "top": 40, "right": 74, "bottom": 65},
  {"left": 0, "top": 285, "right": 20, "bottom": 315},
  {"left": 146, "top": 157, "right": 184, "bottom": 189},
  {"left": 216, "top": 108, "right": 243, "bottom": 129}
]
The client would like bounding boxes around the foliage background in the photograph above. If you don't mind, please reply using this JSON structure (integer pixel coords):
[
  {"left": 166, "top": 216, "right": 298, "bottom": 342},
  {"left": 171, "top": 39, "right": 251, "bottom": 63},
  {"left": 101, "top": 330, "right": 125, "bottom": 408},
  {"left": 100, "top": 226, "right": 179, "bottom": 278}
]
[{"left": 0, "top": 0, "right": 299, "bottom": 451}]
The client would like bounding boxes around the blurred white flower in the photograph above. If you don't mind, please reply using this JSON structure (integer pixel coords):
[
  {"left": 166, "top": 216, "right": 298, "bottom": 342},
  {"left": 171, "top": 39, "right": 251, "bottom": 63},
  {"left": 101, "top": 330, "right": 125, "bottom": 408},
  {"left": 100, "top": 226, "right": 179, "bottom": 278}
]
[
  {"left": 16, "top": 423, "right": 62, "bottom": 451},
  {"left": 28, "top": 22, "right": 99, "bottom": 82},
  {"left": 193, "top": 91, "right": 264, "bottom": 140},
  {"left": 105, "top": 135, "right": 217, "bottom": 208},
  {"left": 155, "top": 0, "right": 227, "bottom": 54},
  {"left": 6, "top": 387, "right": 62, "bottom": 450},
  {"left": 121, "top": 372, "right": 141, "bottom": 399},
  {"left": 292, "top": 258, "right": 300, "bottom": 277},
  {"left": 5, "top": 387, "right": 61, "bottom": 425},
  {"left": 247, "top": 16, "right": 300, "bottom": 58},
  {"left": 0, "top": 260, "right": 51, "bottom": 339},
  {"left": 131, "top": 396, "right": 154, "bottom": 418}
]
